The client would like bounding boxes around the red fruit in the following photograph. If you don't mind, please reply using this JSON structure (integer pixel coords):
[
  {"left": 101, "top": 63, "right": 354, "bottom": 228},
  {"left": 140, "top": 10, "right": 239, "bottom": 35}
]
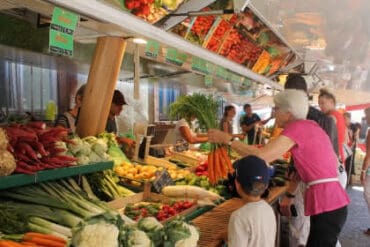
[{"left": 141, "top": 5, "right": 150, "bottom": 16}]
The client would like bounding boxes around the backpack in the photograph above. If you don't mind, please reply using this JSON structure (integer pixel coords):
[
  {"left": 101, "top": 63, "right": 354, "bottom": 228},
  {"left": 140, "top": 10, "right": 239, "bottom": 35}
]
[{"left": 307, "top": 106, "right": 339, "bottom": 155}]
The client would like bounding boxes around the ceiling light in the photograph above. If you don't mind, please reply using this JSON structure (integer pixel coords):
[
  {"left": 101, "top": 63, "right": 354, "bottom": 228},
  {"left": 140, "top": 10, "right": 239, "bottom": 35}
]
[{"left": 132, "top": 38, "right": 147, "bottom": 44}]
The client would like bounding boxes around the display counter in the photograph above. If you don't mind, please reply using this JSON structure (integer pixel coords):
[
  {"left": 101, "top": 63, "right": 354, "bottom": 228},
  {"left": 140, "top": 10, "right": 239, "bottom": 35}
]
[{"left": 192, "top": 185, "right": 287, "bottom": 247}]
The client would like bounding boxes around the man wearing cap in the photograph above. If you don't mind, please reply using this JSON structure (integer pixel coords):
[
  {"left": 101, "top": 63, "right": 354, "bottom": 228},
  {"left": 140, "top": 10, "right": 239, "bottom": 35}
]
[
  {"left": 106, "top": 90, "right": 134, "bottom": 146},
  {"left": 228, "top": 155, "right": 276, "bottom": 247}
]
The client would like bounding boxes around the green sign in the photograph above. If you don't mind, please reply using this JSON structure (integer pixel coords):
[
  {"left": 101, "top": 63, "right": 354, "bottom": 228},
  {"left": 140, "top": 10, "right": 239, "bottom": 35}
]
[
  {"left": 216, "top": 66, "right": 228, "bottom": 80},
  {"left": 165, "top": 48, "right": 188, "bottom": 66},
  {"left": 51, "top": 7, "right": 79, "bottom": 35},
  {"left": 145, "top": 40, "right": 160, "bottom": 58},
  {"left": 49, "top": 7, "right": 79, "bottom": 57},
  {"left": 204, "top": 75, "right": 213, "bottom": 87},
  {"left": 49, "top": 29, "right": 74, "bottom": 56},
  {"left": 192, "top": 57, "right": 208, "bottom": 73}
]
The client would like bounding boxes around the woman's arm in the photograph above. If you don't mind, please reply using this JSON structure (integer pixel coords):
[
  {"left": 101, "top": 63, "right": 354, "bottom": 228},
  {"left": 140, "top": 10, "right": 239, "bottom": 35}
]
[
  {"left": 208, "top": 129, "right": 295, "bottom": 162},
  {"left": 179, "top": 126, "right": 208, "bottom": 144}
]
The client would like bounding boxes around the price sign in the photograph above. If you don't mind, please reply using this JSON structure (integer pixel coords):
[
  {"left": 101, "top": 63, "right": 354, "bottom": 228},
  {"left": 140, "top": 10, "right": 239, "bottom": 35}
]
[
  {"left": 166, "top": 48, "right": 188, "bottom": 66},
  {"left": 145, "top": 40, "right": 160, "bottom": 58},
  {"left": 152, "top": 170, "right": 174, "bottom": 193},
  {"left": 192, "top": 57, "right": 208, "bottom": 74},
  {"left": 49, "top": 7, "right": 79, "bottom": 57},
  {"left": 216, "top": 66, "right": 228, "bottom": 80},
  {"left": 204, "top": 75, "right": 213, "bottom": 87}
]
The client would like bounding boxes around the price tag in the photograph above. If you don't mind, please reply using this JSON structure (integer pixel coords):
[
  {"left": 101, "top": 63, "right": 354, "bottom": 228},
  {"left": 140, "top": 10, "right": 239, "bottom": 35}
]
[
  {"left": 49, "top": 7, "right": 79, "bottom": 57},
  {"left": 192, "top": 57, "right": 208, "bottom": 74},
  {"left": 152, "top": 170, "right": 174, "bottom": 193},
  {"left": 204, "top": 75, "right": 213, "bottom": 87},
  {"left": 166, "top": 48, "right": 187, "bottom": 66},
  {"left": 145, "top": 40, "right": 160, "bottom": 58},
  {"left": 216, "top": 66, "right": 228, "bottom": 80}
]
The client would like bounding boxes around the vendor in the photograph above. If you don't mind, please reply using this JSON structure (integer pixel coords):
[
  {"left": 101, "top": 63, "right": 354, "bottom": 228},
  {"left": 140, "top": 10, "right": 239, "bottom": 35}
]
[
  {"left": 106, "top": 90, "right": 134, "bottom": 146},
  {"left": 55, "top": 84, "right": 86, "bottom": 132}
]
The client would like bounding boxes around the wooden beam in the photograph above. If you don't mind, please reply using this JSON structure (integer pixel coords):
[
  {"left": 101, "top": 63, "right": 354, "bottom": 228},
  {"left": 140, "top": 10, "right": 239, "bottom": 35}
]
[{"left": 76, "top": 36, "right": 126, "bottom": 137}]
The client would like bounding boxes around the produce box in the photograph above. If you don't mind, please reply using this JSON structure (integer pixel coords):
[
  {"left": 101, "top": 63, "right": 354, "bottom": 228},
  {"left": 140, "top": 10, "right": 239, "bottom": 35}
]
[
  {"left": 108, "top": 186, "right": 198, "bottom": 223},
  {"left": 115, "top": 160, "right": 191, "bottom": 188}
]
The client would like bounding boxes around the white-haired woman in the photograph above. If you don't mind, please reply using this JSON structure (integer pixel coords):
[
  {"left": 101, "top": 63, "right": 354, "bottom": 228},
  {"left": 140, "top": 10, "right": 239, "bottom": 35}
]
[{"left": 208, "top": 89, "right": 350, "bottom": 247}]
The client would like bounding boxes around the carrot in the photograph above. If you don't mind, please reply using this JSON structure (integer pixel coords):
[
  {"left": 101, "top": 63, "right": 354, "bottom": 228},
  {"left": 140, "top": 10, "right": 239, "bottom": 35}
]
[
  {"left": 207, "top": 151, "right": 215, "bottom": 185},
  {"left": 0, "top": 240, "right": 25, "bottom": 247},
  {"left": 219, "top": 147, "right": 233, "bottom": 173},
  {"left": 213, "top": 149, "right": 221, "bottom": 183},
  {"left": 22, "top": 237, "right": 65, "bottom": 247},
  {"left": 217, "top": 149, "right": 227, "bottom": 178},
  {"left": 21, "top": 242, "right": 39, "bottom": 247},
  {"left": 24, "top": 233, "right": 66, "bottom": 244}
]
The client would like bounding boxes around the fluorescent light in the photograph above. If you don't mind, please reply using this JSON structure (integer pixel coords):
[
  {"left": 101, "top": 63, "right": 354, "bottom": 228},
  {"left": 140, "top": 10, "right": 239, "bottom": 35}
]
[{"left": 132, "top": 38, "right": 147, "bottom": 44}]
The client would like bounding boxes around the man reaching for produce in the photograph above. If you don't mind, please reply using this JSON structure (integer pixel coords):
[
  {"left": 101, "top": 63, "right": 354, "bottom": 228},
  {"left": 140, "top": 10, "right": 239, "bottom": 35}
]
[
  {"left": 227, "top": 155, "right": 276, "bottom": 247},
  {"left": 240, "top": 104, "right": 271, "bottom": 144},
  {"left": 105, "top": 90, "right": 134, "bottom": 147}
]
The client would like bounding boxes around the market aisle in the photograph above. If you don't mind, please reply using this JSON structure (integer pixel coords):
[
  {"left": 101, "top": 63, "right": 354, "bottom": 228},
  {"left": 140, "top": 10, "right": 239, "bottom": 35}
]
[{"left": 339, "top": 186, "right": 370, "bottom": 247}]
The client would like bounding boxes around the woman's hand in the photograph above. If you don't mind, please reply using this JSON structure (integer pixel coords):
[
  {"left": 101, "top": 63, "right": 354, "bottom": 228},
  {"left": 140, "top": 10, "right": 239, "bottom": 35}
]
[
  {"left": 279, "top": 196, "right": 294, "bottom": 217},
  {"left": 208, "top": 129, "right": 232, "bottom": 144}
]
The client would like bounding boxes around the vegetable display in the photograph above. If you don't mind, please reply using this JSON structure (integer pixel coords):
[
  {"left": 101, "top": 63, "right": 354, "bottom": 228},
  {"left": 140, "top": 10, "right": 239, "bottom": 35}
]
[
  {"left": 124, "top": 200, "right": 194, "bottom": 222},
  {"left": 161, "top": 185, "right": 222, "bottom": 201},
  {"left": 0, "top": 232, "right": 68, "bottom": 247},
  {"left": 4, "top": 124, "right": 77, "bottom": 174}
]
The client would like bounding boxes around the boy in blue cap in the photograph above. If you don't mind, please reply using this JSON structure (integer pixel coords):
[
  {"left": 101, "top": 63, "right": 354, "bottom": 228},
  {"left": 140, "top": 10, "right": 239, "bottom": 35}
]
[{"left": 228, "top": 155, "right": 277, "bottom": 247}]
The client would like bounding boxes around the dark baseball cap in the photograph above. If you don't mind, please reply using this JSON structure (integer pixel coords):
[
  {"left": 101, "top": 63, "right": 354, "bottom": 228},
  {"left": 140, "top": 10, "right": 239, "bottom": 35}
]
[
  {"left": 112, "top": 90, "right": 127, "bottom": 105},
  {"left": 233, "top": 155, "right": 270, "bottom": 188}
]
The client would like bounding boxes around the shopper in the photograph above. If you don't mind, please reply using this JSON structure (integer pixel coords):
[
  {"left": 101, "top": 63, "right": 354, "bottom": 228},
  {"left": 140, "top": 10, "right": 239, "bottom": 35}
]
[
  {"left": 361, "top": 107, "right": 370, "bottom": 236},
  {"left": 172, "top": 116, "right": 208, "bottom": 144},
  {"left": 343, "top": 112, "right": 355, "bottom": 178},
  {"left": 228, "top": 155, "right": 276, "bottom": 247},
  {"left": 240, "top": 104, "right": 271, "bottom": 144},
  {"left": 55, "top": 84, "right": 86, "bottom": 132},
  {"left": 220, "top": 105, "right": 236, "bottom": 134},
  {"left": 208, "top": 89, "right": 350, "bottom": 247},
  {"left": 284, "top": 74, "right": 339, "bottom": 246}
]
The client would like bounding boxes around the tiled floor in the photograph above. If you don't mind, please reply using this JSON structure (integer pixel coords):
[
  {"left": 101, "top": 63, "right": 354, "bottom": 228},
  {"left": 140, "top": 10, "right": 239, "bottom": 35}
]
[{"left": 339, "top": 186, "right": 370, "bottom": 247}]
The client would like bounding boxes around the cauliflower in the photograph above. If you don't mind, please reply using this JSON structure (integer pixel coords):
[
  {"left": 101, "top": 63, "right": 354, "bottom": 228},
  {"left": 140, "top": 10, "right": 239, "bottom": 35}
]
[
  {"left": 92, "top": 139, "right": 108, "bottom": 156},
  {"left": 127, "top": 229, "right": 152, "bottom": 247},
  {"left": 138, "top": 217, "right": 164, "bottom": 247},
  {"left": 174, "top": 224, "right": 199, "bottom": 247},
  {"left": 0, "top": 150, "right": 16, "bottom": 176},
  {"left": 68, "top": 137, "right": 91, "bottom": 156},
  {"left": 72, "top": 219, "right": 119, "bottom": 247}
]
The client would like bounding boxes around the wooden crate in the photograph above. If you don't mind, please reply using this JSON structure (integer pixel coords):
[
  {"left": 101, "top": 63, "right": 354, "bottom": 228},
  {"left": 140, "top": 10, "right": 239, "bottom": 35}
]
[{"left": 108, "top": 184, "right": 198, "bottom": 223}]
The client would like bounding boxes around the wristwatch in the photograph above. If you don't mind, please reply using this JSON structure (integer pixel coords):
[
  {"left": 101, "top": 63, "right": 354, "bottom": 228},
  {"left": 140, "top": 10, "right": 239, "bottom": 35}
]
[{"left": 227, "top": 138, "right": 234, "bottom": 146}]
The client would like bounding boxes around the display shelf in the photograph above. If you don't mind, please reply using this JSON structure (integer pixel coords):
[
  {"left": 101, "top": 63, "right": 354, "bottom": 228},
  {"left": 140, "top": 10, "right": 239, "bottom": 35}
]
[{"left": 0, "top": 161, "right": 113, "bottom": 190}]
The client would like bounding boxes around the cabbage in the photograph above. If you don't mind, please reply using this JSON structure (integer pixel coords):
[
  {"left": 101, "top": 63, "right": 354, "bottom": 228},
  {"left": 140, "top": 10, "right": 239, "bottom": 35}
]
[
  {"left": 127, "top": 229, "right": 152, "bottom": 247},
  {"left": 91, "top": 139, "right": 108, "bottom": 156}
]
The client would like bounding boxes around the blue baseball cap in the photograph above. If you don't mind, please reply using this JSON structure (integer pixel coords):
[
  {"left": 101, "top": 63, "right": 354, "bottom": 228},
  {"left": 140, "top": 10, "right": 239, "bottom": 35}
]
[{"left": 233, "top": 155, "right": 270, "bottom": 188}]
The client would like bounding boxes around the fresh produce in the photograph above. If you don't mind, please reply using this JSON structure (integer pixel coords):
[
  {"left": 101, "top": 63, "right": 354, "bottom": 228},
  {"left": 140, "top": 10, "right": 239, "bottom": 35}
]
[
  {"left": 161, "top": 185, "right": 222, "bottom": 201},
  {"left": 72, "top": 214, "right": 120, "bottom": 247},
  {"left": 120, "top": 226, "right": 152, "bottom": 247},
  {"left": 252, "top": 50, "right": 271, "bottom": 74},
  {"left": 124, "top": 0, "right": 175, "bottom": 23},
  {"left": 205, "top": 18, "right": 231, "bottom": 53},
  {"left": 169, "top": 94, "right": 232, "bottom": 184},
  {"left": 124, "top": 200, "right": 193, "bottom": 222},
  {"left": 0, "top": 232, "right": 68, "bottom": 247},
  {"left": 4, "top": 124, "right": 77, "bottom": 174},
  {"left": 0, "top": 149, "right": 16, "bottom": 176},
  {"left": 163, "top": 218, "right": 199, "bottom": 247},
  {"left": 194, "top": 162, "right": 208, "bottom": 176},
  {"left": 0, "top": 127, "right": 8, "bottom": 150},
  {"left": 137, "top": 217, "right": 164, "bottom": 247},
  {"left": 86, "top": 170, "right": 135, "bottom": 201},
  {"left": 115, "top": 161, "right": 190, "bottom": 184}
]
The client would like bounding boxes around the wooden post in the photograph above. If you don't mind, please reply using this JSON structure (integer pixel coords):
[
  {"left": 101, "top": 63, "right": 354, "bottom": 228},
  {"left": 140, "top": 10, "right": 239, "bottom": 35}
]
[{"left": 76, "top": 36, "right": 126, "bottom": 137}]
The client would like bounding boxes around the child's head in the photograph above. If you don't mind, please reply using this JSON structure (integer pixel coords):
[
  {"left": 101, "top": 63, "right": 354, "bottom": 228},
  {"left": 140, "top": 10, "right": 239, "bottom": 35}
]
[{"left": 233, "top": 155, "right": 270, "bottom": 197}]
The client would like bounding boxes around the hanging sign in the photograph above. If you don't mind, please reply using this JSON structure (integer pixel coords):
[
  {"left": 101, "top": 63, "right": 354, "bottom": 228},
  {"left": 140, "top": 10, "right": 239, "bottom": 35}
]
[
  {"left": 49, "top": 7, "right": 79, "bottom": 56},
  {"left": 165, "top": 48, "right": 188, "bottom": 66},
  {"left": 192, "top": 57, "right": 208, "bottom": 74},
  {"left": 216, "top": 66, "right": 228, "bottom": 80},
  {"left": 204, "top": 75, "right": 213, "bottom": 87},
  {"left": 145, "top": 40, "right": 160, "bottom": 58}
]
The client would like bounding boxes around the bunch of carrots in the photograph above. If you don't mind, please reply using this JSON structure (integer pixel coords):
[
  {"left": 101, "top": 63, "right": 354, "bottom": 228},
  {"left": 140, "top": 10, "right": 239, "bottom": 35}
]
[
  {"left": 207, "top": 145, "right": 233, "bottom": 185},
  {"left": 0, "top": 232, "right": 67, "bottom": 247}
]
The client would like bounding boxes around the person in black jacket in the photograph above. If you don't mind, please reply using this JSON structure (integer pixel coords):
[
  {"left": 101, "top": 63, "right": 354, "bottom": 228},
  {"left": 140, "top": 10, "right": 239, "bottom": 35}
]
[{"left": 283, "top": 74, "right": 339, "bottom": 247}]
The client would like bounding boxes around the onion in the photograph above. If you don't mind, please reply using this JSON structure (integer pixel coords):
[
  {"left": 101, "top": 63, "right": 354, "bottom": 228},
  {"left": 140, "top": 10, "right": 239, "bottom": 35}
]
[
  {"left": 0, "top": 150, "right": 16, "bottom": 176},
  {"left": 0, "top": 128, "right": 8, "bottom": 151}
]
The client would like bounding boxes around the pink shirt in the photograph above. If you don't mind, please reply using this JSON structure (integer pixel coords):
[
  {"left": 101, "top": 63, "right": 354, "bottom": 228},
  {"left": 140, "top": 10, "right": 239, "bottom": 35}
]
[{"left": 282, "top": 120, "right": 350, "bottom": 216}]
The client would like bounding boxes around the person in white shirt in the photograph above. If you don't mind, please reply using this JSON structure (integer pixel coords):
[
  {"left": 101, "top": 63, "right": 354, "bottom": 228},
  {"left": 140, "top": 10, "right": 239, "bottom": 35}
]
[
  {"left": 173, "top": 118, "right": 208, "bottom": 144},
  {"left": 228, "top": 155, "right": 277, "bottom": 247}
]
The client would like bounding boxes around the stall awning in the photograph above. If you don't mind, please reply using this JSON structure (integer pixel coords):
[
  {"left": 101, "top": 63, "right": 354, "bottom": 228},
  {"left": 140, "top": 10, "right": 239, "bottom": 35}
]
[{"left": 345, "top": 103, "right": 370, "bottom": 111}]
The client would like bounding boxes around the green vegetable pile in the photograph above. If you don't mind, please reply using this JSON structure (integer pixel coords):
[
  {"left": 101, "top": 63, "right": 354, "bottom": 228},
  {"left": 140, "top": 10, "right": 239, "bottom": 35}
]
[{"left": 169, "top": 93, "right": 220, "bottom": 130}]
